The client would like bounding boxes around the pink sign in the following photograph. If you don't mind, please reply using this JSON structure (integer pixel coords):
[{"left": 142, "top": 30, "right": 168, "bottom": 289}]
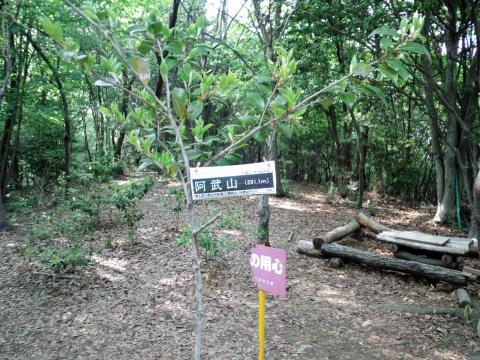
[{"left": 250, "top": 245, "right": 286, "bottom": 297}]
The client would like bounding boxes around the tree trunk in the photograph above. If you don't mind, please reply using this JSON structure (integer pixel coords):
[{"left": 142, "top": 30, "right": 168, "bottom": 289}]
[
  {"left": 26, "top": 34, "right": 72, "bottom": 193},
  {"left": 154, "top": 0, "right": 180, "bottom": 98},
  {"left": 256, "top": 194, "right": 270, "bottom": 246},
  {"left": 471, "top": 168, "right": 480, "bottom": 240},
  {"left": 0, "top": 193, "right": 7, "bottom": 231}
]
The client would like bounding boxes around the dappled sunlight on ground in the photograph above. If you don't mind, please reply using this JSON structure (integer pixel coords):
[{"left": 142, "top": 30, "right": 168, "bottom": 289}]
[
  {"left": 1, "top": 180, "right": 479, "bottom": 359},
  {"left": 92, "top": 254, "right": 128, "bottom": 272}
]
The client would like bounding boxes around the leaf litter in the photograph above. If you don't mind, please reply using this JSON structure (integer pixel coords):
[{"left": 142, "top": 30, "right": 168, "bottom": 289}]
[{"left": 0, "top": 181, "right": 480, "bottom": 359}]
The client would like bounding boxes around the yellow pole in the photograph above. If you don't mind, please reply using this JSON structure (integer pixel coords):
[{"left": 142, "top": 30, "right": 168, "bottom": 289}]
[{"left": 258, "top": 289, "right": 265, "bottom": 360}]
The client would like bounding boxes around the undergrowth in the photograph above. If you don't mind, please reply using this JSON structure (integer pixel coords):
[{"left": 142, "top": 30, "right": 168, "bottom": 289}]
[{"left": 18, "top": 168, "right": 155, "bottom": 273}]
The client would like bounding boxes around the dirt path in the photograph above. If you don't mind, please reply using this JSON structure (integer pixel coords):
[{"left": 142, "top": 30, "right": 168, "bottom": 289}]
[{"left": 1, "top": 181, "right": 480, "bottom": 359}]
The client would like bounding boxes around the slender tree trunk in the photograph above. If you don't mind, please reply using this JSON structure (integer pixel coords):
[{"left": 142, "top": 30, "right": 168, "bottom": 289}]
[
  {"left": 154, "top": 0, "right": 180, "bottom": 98},
  {"left": 433, "top": 2, "right": 458, "bottom": 223},
  {"left": 0, "top": 29, "right": 21, "bottom": 197},
  {"left": 26, "top": 34, "right": 72, "bottom": 193},
  {"left": 350, "top": 110, "right": 368, "bottom": 208},
  {"left": 0, "top": 195, "right": 7, "bottom": 231}
]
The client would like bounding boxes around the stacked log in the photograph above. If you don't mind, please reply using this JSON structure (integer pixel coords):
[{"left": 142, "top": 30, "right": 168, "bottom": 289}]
[{"left": 320, "top": 243, "right": 469, "bottom": 286}]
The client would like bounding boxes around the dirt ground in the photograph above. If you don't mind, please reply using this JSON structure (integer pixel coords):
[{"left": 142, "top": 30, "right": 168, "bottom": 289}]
[{"left": 1, "top": 181, "right": 480, "bottom": 359}]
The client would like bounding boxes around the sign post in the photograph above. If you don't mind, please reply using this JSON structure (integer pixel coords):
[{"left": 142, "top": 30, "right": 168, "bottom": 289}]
[
  {"left": 250, "top": 245, "right": 287, "bottom": 359},
  {"left": 191, "top": 161, "right": 283, "bottom": 358},
  {"left": 258, "top": 289, "right": 265, "bottom": 360}
]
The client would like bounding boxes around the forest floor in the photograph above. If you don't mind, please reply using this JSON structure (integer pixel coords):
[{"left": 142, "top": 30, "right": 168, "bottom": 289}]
[{"left": 1, "top": 180, "right": 480, "bottom": 360}]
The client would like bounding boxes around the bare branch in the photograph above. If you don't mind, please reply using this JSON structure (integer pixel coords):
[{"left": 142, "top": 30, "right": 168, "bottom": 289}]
[{"left": 193, "top": 213, "right": 222, "bottom": 236}]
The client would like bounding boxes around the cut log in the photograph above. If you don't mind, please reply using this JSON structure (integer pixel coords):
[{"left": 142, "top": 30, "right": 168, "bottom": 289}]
[
  {"left": 355, "top": 213, "right": 391, "bottom": 234},
  {"left": 463, "top": 266, "right": 480, "bottom": 277},
  {"left": 320, "top": 243, "right": 469, "bottom": 286},
  {"left": 313, "top": 220, "right": 361, "bottom": 249},
  {"left": 395, "top": 251, "right": 456, "bottom": 269},
  {"left": 456, "top": 288, "right": 472, "bottom": 308},
  {"left": 296, "top": 240, "right": 322, "bottom": 258},
  {"left": 382, "top": 230, "right": 449, "bottom": 246},
  {"left": 377, "top": 232, "right": 472, "bottom": 256}
]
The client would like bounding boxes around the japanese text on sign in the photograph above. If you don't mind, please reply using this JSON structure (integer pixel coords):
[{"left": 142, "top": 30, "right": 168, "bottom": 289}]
[
  {"left": 191, "top": 161, "right": 276, "bottom": 200},
  {"left": 250, "top": 245, "right": 286, "bottom": 297}
]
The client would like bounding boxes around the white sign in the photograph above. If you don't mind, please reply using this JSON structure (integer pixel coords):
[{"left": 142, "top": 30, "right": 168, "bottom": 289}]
[{"left": 190, "top": 161, "right": 277, "bottom": 200}]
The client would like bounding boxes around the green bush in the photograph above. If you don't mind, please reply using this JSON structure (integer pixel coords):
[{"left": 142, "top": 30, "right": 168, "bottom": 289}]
[
  {"left": 176, "top": 227, "right": 234, "bottom": 257},
  {"left": 21, "top": 243, "right": 93, "bottom": 273},
  {"left": 111, "top": 176, "right": 155, "bottom": 242}
]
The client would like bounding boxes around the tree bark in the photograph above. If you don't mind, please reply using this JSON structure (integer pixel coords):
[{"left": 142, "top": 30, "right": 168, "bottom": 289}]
[
  {"left": 296, "top": 240, "right": 323, "bottom": 258},
  {"left": 394, "top": 251, "right": 456, "bottom": 269},
  {"left": 154, "top": 0, "right": 180, "bottom": 98},
  {"left": 313, "top": 219, "right": 361, "bottom": 249},
  {"left": 321, "top": 243, "right": 469, "bottom": 286},
  {"left": 355, "top": 213, "right": 391, "bottom": 234},
  {"left": 0, "top": 192, "right": 7, "bottom": 231}
]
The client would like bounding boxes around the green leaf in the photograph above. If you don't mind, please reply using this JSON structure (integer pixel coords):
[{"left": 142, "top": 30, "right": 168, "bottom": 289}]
[
  {"left": 94, "top": 79, "right": 115, "bottom": 87},
  {"left": 172, "top": 87, "right": 188, "bottom": 120},
  {"left": 98, "top": 106, "right": 110, "bottom": 116},
  {"left": 137, "top": 40, "right": 154, "bottom": 55},
  {"left": 400, "top": 42, "right": 430, "bottom": 61},
  {"left": 359, "top": 84, "right": 387, "bottom": 106},
  {"left": 379, "top": 64, "right": 398, "bottom": 84},
  {"left": 340, "top": 92, "right": 356, "bottom": 108},
  {"left": 160, "top": 61, "right": 168, "bottom": 80},
  {"left": 278, "top": 122, "right": 293, "bottom": 139},
  {"left": 41, "top": 17, "right": 63, "bottom": 43},
  {"left": 179, "top": 63, "right": 192, "bottom": 82},
  {"left": 147, "top": 22, "right": 170, "bottom": 37},
  {"left": 387, "top": 59, "right": 410, "bottom": 81},
  {"left": 380, "top": 37, "right": 396, "bottom": 49},
  {"left": 166, "top": 39, "right": 184, "bottom": 54},
  {"left": 187, "top": 101, "right": 204, "bottom": 121},
  {"left": 369, "top": 27, "right": 400, "bottom": 38},
  {"left": 131, "top": 57, "right": 150, "bottom": 85},
  {"left": 320, "top": 98, "right": 333, "bottom": 110},
  {"left": 128, "top": 24, "right": 146, "bottom": 35},
  {"left": 352, "top": 62, "right": 372, "bottom": 78},
  {"left": 82, "top": 8, "right": 99, "bottom": 21},
  {"left": 196, "top": 16, "right": 206, "bottom": 29},
  {"left": 77, "top": 54, "right": 95, "bottom": 71},
  {"left": 255, "top": 73, "right": 272, "bottom": 83},
  {"left": 247, "top": 92, "right": 265, "bottom": 110},
  {"left": 218, "top": 72, "right": 238, "bottom": 89},
  {"left": 253, "top": 129, "right": 267, "bottom": 143}
]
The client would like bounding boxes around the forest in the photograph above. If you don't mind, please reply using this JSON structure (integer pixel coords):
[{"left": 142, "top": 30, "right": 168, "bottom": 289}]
[{"left": 1, "top": 0, "right": 480, "bottom": 359}]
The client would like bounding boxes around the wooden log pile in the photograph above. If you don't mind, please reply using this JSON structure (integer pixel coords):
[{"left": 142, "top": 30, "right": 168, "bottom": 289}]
[{"left": 296, "top": 213, "right": 480, "bottom": 286}]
